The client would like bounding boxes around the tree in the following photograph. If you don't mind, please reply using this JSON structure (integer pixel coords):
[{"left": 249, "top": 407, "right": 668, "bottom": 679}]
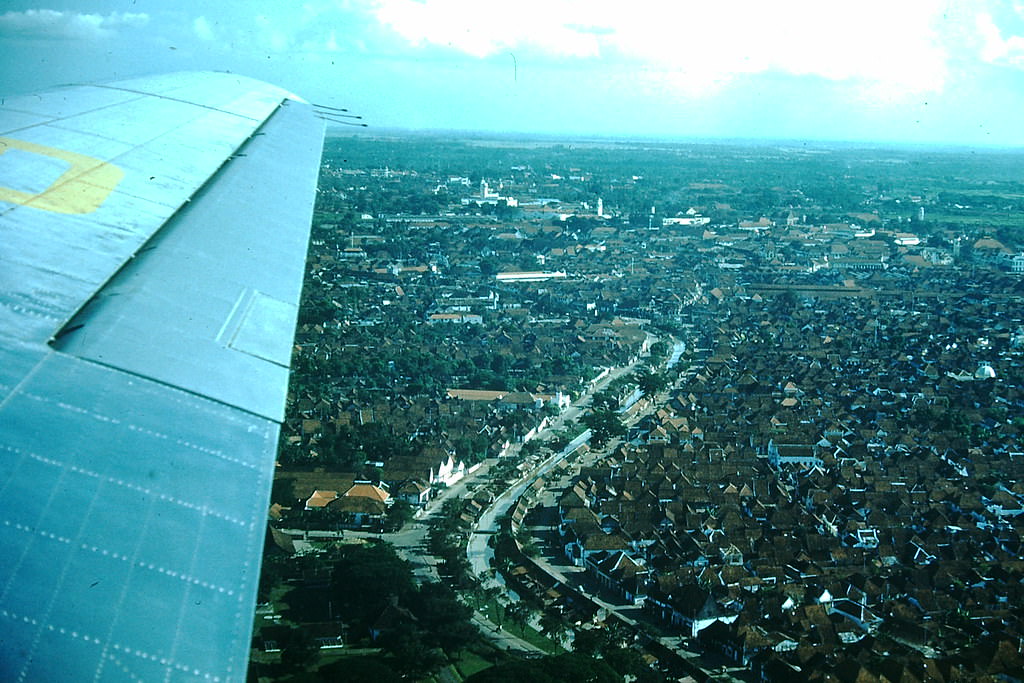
[
  {"left": 257, "top": 552, "right": 289, "bottom": 604},
  {"left": 479, "top": 256, "right": 500, "bottom": 277},
  {"left": 539, "top": 611, "right": 570, "bottom": 645},
  {"left": 411, "top": 583, "right": 477, "bottom": 652},
  {"left": 331, "top": 543, "right": 415, "bottom": 622},
  {"left": 327, "top": 425, "right": 361, "bottom": 469},
  {"left": 634, "top": 368, "right": 668, "bottom": 398},
  {"left": 603, "top": 645, "right": 663, "bottom": 681},
  {"left": 571, "top": 627, "right": 613, "bottom": 658},
  {"left": 384, "top": 500, "right": 415, "bottom": 531},
  {"left": 270, "top": 476, "right": 298, "bottom": 507},
  {"left": 465, "top": 653, "right": 619, "bottom": 683},
  {"left": 591, "top": 390, "right": 618, "bottom": 411},
  {"left": 277, "top": 625, "right": 320, "bottom": 671},
  {"left": 317, "top": 657, "right": 402, "bottom": 683},
  {"left": 506, "top": 601, "right": 532, "bottom": 633},
  {"left": 648, "top": 340, "right": 669, "bottom": 360},
  {"left": 355, "top": 422, "right": 416, "bottom": 462},
  {"left": 378, "top": 623, "right": 443, "bottom": 677},
  {"left": 541, "top": 653, "right": 620, "bottom": 683},
  {"left": 520, "top": 440, "right": 543, "bottom": 458},
  {"left": 520, "top": 540, "right": 541, "bottom": 558},
  {"left": 582, "top": 408, "right": 625, "bottom": 447}
]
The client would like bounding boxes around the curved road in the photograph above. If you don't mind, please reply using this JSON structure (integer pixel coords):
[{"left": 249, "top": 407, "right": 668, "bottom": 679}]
[
  {"left": 353, "top": 340, "right": 666, "bottom": 654},
  {"left": 467, "top": 340, "right": 661, "bottom": 591}
]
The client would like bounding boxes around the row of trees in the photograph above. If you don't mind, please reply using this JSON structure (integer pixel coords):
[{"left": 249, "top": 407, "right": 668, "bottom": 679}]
[{"left": 582, "top": 366, "right": 671, "bottom": 447}]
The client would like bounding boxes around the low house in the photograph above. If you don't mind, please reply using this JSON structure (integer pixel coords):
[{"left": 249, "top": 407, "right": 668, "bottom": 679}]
[
  {"left": 323, "top": 482, "right": 391, "bottom": 528},
  {"left": 327, "top": 496, "right": 386, "bottom": 529},
  {"left": 698, "top": 620, "right": 772, "bottom": 665},
  {"left": 766, "top": 438, "right": 823, "bottom": 468},
  {"left": 381, "top": 451, "right": 466, "bottom": 497},
  {"left": 396, "top": 479, "right": 430, "bottom": 507},
  {"left": 343, "top": 481, "right": 390, "bottom": 505},
  {"left": 585, "top": 550, "right": 649, "bottom": 605},
  {"left": 646, "top": 583, "right": 737, "bottom": 637},
  {"left": 305, "top": 489, "right": 339, "bottom": 510},
  {"left": 369, "top": 599, "right": 417, "bottom": 641}
]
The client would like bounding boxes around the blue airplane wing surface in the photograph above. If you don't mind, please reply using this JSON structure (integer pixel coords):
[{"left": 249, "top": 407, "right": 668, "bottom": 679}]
[{"left": 0, "top": 72, "right": 324, "bottom": 681}]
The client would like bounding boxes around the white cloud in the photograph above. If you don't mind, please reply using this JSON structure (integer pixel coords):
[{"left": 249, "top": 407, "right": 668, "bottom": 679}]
[
  {"left": 372, "top": 0, "right": 600, "bottom": 58},
  {"left": 0, "top": 9, "right": 148, "bottom": 41},
  {"left": 310, "top": 29, "right": 341, "bottom": 52},
  {"left": 254, "top": 14, "right": 292, "bottom": 52},
  {"left": 371, "top": 0, "right": 954, "bottom": 94},
  {"left": 976, "top": 12, "right": 1024, "bottom": 67},
  {"left": 193, "top": 16, "right": 215, "bottom": 42},
  {"left": 234, "top": 5, "right": 376, "bottom": 56}
]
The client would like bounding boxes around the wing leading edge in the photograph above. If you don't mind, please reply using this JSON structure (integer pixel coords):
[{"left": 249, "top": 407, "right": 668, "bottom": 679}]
[{"left": 0, "top": 73, "right": 324, "bottom": 681}]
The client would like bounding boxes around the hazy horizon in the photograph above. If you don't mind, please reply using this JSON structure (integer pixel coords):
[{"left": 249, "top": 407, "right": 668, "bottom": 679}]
[
  {"left": 3, "top": 1, "right": 1024, "bottom": 148},
  {"left": 328, "top": 125, "right": 1024, "bottom": 153}
]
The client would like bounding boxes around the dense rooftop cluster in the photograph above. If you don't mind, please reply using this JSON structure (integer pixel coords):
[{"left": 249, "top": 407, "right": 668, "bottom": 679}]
[
  {"left": 554, "top": 278, "right": 1024, "bottom": 679},
  {"left": 271, "top": 134, "right": 1024, "bottom": 680}
]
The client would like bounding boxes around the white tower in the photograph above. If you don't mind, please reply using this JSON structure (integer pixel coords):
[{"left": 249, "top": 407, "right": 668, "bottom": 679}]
[{"left": 597, "top": 197, "right": 604, "bottom": 217}]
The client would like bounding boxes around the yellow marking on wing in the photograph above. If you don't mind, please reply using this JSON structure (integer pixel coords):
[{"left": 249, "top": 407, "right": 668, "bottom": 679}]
[{"left": 0, "top": 137, "right": 124, "bottom": 214}]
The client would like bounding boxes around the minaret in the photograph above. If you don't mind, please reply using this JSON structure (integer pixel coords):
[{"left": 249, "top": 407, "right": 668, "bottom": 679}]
[{"left": 597, "top": 197, "right": 603, "bottom": 217}]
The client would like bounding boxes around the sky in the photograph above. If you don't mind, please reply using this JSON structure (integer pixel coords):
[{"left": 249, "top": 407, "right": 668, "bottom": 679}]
[{"left": 2, "top": 1, "right": 1024, "bottom": 147}]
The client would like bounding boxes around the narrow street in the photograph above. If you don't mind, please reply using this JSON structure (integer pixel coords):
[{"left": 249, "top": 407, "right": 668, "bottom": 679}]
[
  {"left": 466, "top": 341, "right": 658, "bottom": 587},
  {"left": 346, "top": 339, "right": 671, "bottom": 657},
  {"left": 346, "top": 462, "right": 549, "bottom": 654}
]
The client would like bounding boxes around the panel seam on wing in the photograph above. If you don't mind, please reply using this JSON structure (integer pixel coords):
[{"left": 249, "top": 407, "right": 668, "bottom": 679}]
[
  {"left": 93, "top": 83, "right": 279, "bottom": 123},
  {"left": 44, "top": 97, "right": 288, "bottom": 348}
]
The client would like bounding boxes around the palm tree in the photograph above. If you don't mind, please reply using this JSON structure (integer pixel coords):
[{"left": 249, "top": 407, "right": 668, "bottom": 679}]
[
  {"left": 540, "top": 611, "right": 570, "bottom": 647},
  {"left": 506, "top": 602, "right": 532, "bottom": 634}
]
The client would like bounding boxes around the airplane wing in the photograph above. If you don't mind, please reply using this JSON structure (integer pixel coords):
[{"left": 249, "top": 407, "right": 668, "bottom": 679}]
[{"left": 0, "top": 72, "right": 324, "bottom": 681}]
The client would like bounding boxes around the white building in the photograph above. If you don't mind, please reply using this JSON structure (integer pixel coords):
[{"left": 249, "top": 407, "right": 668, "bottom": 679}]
[{"left": 495, "top": 271, "right": 568, "bottom": 282}]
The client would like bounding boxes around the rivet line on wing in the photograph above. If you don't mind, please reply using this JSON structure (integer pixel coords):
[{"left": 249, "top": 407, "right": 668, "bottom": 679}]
[
  {"left": 16, "top": 448, "right": 250, "bottom": 527},
  {"left": 0, "top": 608, "right": 217, "bottom": 683},
  {"left": 0, "top": 519, "right": 238, "bottom": 597},
  {"left": 20, "top": 391, "right": 261, "bottom": 470}
]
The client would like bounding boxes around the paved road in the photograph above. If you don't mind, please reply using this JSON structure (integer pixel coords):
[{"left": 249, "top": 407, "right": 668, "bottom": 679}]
[
  {"left": 466, "top": 342, "right": 660, "bottom": 590},
  {"left": 495, "top": 341, "right": 734, "bottom": 677},
  {"left": 468, "top": 447, "right": 569, "bottom": 584},
  {"left": 350, "top": 342, "right": 666, "bottom": 655},
  {"left": 342, "top": 463, "right": 554, "bottom": 654},
  {"left": 350, "top": 459, "right": 494, "bottom": 581},
  {"left": 470, "top": 613, "right": 544, "bottom": 654}
]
